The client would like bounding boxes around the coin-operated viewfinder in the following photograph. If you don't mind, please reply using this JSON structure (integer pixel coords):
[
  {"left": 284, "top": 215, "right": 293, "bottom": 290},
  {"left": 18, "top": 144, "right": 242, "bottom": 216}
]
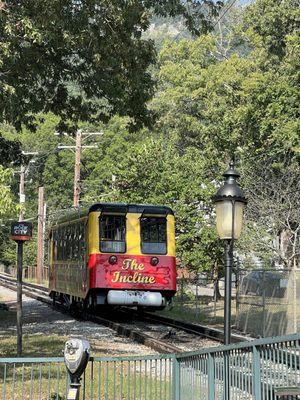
[{"left": 64, "top": 338, "right": 90, "bottom": 400}]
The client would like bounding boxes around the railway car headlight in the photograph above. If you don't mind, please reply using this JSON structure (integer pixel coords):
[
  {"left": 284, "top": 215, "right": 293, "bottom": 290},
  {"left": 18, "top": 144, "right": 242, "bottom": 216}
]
[
  {"left": 109, "top": 255, "right": 118, "bottom": 265},
  {"left": 150, "top": 257, "right": 159, "bottom": 266}
]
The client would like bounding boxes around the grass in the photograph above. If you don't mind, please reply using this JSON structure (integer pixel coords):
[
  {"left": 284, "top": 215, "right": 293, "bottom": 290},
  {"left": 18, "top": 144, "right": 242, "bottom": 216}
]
[
  {"left": 0, "top": 333, "right": 68, "bottom": 358},
  {"left": 0, "top": 345, "right": 173, "bottom": 400},
  {"left": 0, "top": 303, "right": 174, "bottom": 399},
  {"left": 159, "top": 293, "right": 300, "bottom": 338},
  {"left": 235, "top": 295, "right": 300, "bottom": 337},
  {"left": 23, "top": 277, "right": 49, "bottom": 287},
  {"left": 0, "top": 306, "right": 72, "bottom": 359},
  {"left": 0, "top": 308, "right": 173, "bottom": 399},
  {"left": 157, "top": 296, "right": 236, "bottom": 328},
  {"left": 0, "top": 313, "right": 172, "bottom": 399}
]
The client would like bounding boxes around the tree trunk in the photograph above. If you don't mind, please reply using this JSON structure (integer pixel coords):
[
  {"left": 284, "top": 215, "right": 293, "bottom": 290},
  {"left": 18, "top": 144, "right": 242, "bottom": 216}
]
[{"left": 213, "top": 261, "right": 222, "bottom": 301}]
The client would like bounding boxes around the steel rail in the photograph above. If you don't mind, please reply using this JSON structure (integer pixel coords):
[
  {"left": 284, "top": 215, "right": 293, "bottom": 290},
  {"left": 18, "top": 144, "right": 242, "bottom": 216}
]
[
  {"left": 1, "top": 274, "right": 298, "bottom": 400},
  {"left": 140, "top": 311, "right": 249, "bottom": 343},
  {"left": 0, "top": 273, "right": 250, "bottom": 345},
  {"left": 0, "top": 274, "right": 182, "bottom": 354}
]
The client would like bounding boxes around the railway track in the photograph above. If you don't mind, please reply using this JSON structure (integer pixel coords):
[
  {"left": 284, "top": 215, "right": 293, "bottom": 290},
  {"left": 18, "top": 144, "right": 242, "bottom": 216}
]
[
  {"left": 0, "top": 274, "right": 181, "bottom": 353},
  {"left": 0, "top": 273, "right": 248, "bottom": 354},
  {"left": 134, "top": 310, "right": 248, "bottom": 344},
  {"left": 1, "top": 274, "right": 298, "bottom": 400}
]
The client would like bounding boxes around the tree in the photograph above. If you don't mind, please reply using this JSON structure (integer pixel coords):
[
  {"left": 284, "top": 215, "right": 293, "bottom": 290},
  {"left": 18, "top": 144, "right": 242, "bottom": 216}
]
[
  {"left": 147, "top": 0, "right": 299, "bottom": 282},
  {"left": 1, "top": 0, "right": 299, "bottom": 291},
  {"left": 0, "top": 165, "right": 16, "bottom": 219},
  {"left": 238, "top": 158, "right": 300, "bottom": 269},
  {"left": 152, "top": 0, "right": 299, "bottom": 162},
  {"left": 111, "top": 137, "right": 224, "bottom": 275},
  {"left": 0, "top": 165, "right": 19, "bottom": 266},
  {"left": 0, "top": 131, "right": 22, "bottom": 166},
  {"left": 0, "top": 0, "right": 222, "bottom": 133},
  {"left": 242, "top": 0, "right": 300, "bottom": 62}
]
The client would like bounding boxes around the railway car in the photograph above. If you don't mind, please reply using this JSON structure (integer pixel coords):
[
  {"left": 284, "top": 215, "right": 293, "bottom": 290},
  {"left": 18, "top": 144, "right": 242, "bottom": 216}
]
[{"left": 49, "top": 203, "right": 176, "bottom": 310}]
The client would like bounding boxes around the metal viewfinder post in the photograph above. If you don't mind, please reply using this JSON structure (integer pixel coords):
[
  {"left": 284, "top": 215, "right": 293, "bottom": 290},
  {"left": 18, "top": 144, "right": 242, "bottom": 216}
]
[{"left": 64, "top": 338, "right": 91, "bottom": 400}]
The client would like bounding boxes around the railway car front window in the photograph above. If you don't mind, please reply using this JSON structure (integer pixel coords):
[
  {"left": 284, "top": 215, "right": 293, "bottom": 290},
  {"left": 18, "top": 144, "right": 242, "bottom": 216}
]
[
  {"left": 100, "top": 215, "right": 126, "bottom": 253},
  {"left": 140, "top": 217, "right": 167, "bottom": 255}
]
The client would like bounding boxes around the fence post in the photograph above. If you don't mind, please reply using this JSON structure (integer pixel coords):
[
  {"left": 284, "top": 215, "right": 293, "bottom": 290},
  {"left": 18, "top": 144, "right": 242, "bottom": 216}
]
[
  {"left": 172, "top": 356, "right": 180, "bottom": 400},
  {"left": 208, "top": 354, "right": 215, "bottom": 400},
  {"left": 262, "top": 269, "right": 266, "bottom": 337},
  {"left": 224, "top": 352, "right": 230, "bottom": 400},
  {"left": 236, "top": 259, "right": 239, "bottom": 323},
  {"left": 252, "top": 345, "right": 262, "bottom": 400},
  {"left": 293, "top": 269, "right": 297, "bottom": 332},
  {"left": 195, "top": 283, "right": 198, "bottom": 316}
]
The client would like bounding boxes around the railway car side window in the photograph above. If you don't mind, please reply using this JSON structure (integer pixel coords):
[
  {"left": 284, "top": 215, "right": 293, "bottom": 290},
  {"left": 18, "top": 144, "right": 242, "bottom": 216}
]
[
  {"left": 100, "top": 215, "right": 126, "bottom": 253},
  {"left": 78, "top": 222, "right": 86, "bottom": 260},
  {"left": 140, "top": 217, "right": 167, "bottom": 255},
  {"left": 53, "top": 229, "right": 58, "bottom": 261},
  {"left": 57, "top": 228, "right": 63, "bottom": 260}
]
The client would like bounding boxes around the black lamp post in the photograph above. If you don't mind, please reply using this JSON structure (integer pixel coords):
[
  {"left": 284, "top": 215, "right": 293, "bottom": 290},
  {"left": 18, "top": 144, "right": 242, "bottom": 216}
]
[{"left": 212, "top": 161, "right": 247, "bottom": 345}]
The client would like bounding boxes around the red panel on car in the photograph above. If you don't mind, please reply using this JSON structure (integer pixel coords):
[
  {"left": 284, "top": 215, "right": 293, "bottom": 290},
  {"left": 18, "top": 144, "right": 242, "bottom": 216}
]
[{"left": 88, "top": 254, "right": 176, "bottom": 291}]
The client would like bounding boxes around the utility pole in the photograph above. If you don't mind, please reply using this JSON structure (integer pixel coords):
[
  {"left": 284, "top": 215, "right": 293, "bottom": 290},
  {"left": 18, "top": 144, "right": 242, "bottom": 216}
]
[
  {"left": 57, "top": 130, "right": 103, "bottom": 207},
  {"left": 17, "top": 151, "right": 39, "bottom": 221},
  {"left": 19, "top": 165, "right": 25, "bottom": 221},
  {"left": 74, "top": 130, "right": 82, "bottom": 208},
  {"left": 36, "top": 187, "right": 45, "bottom": 284}
]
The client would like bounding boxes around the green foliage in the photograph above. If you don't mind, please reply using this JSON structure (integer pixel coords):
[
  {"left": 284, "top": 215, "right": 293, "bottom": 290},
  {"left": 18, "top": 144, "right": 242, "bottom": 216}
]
[
  {"left": 0, "top": 133, "right": 22, "bottom": 166},
  {"left": 111, "top": 137, "right": 223, "bottom": 271},
  {"left": 0, "top": 0, "right": 221, "bottom": 133},
  {"left": 0, "top": 165, "right": 19, "bottom": 266},
  {"left": 154, "top": 31, "right": 299, "bottom": 162},
  {"left": 238, "top": 158, "right": 300, "bottom": 268},
  {"left": 0, "top": 166, "right": 16, "bottom": 219},
  {"left": 0, "top": 0, "right": 299, "bottom": 276},
  {"left": 243, "top": 0, "right": 300, "bottom": 61}
]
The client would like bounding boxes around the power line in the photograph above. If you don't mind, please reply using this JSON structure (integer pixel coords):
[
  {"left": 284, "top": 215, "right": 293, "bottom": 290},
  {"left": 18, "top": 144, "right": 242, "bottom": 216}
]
[
  {"left": 212, "top": 0, "right": 239, "bottom": 28},
  {"left": 170, "top": 0, "right": 239, "bottom": 44}
]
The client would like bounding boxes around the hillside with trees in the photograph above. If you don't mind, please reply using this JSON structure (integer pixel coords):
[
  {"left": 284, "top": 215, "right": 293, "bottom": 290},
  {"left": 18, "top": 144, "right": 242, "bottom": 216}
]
[{"left": 0, "top": 0, "right": 299, "bottom": 283}]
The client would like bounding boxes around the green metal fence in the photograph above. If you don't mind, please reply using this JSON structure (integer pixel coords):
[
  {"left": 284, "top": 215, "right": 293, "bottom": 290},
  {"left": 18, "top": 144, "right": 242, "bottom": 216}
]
[{"left": 1, "top": 334, "right": 299, "bottom": 399}]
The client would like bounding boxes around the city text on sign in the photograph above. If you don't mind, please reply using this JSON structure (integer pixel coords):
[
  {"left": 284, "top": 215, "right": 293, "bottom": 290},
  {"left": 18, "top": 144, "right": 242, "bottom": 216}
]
[{"left": 10, "top": 221, "right": 33, "bottom": 241}]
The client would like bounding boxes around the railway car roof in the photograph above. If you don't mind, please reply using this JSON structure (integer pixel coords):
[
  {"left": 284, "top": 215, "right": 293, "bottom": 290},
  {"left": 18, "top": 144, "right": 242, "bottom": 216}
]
[
  {"left": 89, "top": 203, "right": 174, "bottom": 215},
  {"left": 51, "top": 203, "right": 174, "bottom": 226}
]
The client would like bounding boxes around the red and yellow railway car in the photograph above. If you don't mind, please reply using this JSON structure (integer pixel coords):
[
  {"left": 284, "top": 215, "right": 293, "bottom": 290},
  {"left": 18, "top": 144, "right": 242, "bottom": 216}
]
[{"left": 49, "top": 203, "right": 176, "bottom": 310}]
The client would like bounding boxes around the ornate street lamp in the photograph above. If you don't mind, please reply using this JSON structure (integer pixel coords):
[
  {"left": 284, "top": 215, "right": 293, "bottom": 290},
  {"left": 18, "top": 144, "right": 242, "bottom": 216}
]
[{"left": 212, "top": 161, "right": 247, "bottom": 345}]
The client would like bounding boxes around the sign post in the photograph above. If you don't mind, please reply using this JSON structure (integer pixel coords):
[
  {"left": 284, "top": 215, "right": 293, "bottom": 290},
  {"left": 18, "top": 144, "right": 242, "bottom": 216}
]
[{"left": 10, "top": 221, "right": 33, "bottom": 356}]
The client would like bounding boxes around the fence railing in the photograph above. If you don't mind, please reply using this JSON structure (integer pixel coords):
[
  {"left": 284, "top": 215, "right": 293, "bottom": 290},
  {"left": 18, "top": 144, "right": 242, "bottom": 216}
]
[
  {"left": 23, "top": 266, "right": 49, "bottom": 282},
  {"left": 1, "top": 334, "right": 299, "bottom": 399},
  {"left": 0, "top": 265, "right": 49, "bottom": 282},
  {"left": 236, "top": 268, "right": 300, "bottom": 337}
]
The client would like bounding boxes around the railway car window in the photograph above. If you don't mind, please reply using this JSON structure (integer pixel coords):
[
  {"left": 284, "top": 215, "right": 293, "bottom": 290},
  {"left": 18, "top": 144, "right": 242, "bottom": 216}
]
[
  {"left": 53, "top": 230, "right": 58, "bottom": 261},
  {"left": 57, "top": 228, "right": 63, "bottom": 260},
  {"left": 100, "top": 215, "right": 126, "bottom": 253},
  {"left": 64, "top": 226, "right": 71, "bottom": 260},
  {"left": 78, "top": 222, "right": 85, "bottom": 260},
  {"left": 140, "top": 217, "right": 167, "bottom": 255},
  {"left": 61, "top": 227, "right": 65, "bottom": 260},
  {"left": 69, "top": 225, "right": 75, "bottom": 260},
  {"left": 53, "top": 223, "right": 85, "bottom": 261},
  {"left": 72, "top": 224, "right": 78, "bottom": 259}
]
